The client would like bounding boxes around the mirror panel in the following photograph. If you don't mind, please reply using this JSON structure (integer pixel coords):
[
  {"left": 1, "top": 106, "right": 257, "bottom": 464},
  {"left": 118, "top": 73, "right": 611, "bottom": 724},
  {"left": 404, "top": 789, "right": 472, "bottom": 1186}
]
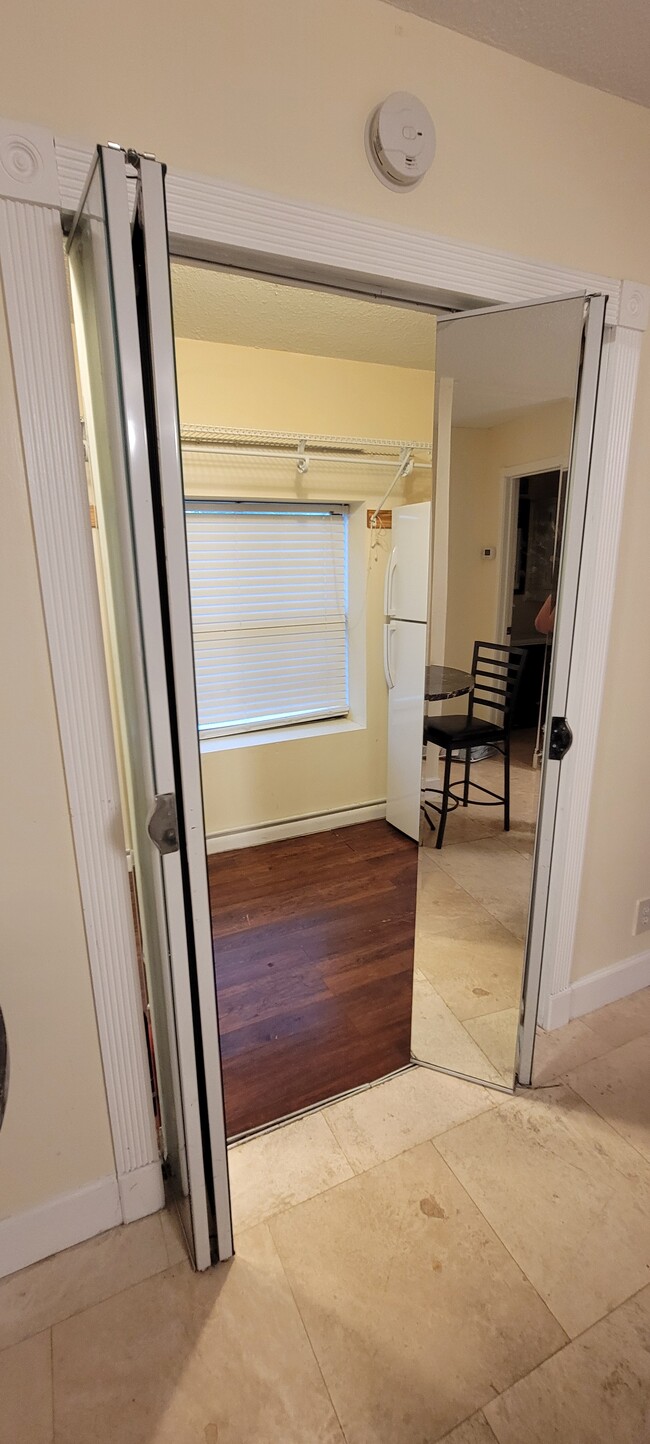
[{"left": 412, "top": 296, "right": 586, "bottom": 1088}]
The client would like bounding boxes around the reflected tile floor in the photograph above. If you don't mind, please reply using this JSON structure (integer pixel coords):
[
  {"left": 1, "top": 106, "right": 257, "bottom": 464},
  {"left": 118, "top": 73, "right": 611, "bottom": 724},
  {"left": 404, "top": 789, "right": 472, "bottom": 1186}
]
[
  {"left": 1, "top": 986, "right": 649, "bottom": 1443},
  {"left": 416, "top": 736, "right": 540, "bottom": 1084}
]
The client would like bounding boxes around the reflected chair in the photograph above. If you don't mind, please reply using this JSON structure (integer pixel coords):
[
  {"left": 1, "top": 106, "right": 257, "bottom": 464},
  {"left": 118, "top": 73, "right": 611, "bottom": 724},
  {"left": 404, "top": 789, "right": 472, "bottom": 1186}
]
[{"left": 422, "top": 640, "right": 526, "bottom": 849}]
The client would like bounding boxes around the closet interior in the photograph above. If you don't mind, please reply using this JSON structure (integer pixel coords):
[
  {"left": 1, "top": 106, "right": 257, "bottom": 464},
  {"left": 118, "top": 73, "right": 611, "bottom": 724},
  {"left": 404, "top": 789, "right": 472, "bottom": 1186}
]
[{"left": 170, "top": 262, "right": 436, "bottom": 1136}]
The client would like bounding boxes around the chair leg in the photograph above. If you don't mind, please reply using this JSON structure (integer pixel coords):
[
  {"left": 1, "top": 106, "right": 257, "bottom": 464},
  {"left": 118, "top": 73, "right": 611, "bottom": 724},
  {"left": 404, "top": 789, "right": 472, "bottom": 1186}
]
[
  {"left": 463, "top": 746, "right": 471, "bottom": 806},
  {"left": 436, "top": 748, "right": 454, "bottom": 849},
  {"left": 421, "top": 804, "right": 435, "bottom": 831},
  {"left": 503, "top": 735, "right": 511, "bottom": 832}
]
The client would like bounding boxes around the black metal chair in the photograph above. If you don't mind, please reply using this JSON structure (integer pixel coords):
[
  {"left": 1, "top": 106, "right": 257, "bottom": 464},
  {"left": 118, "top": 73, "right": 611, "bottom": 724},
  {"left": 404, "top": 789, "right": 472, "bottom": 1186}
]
[{"left": 422, "top": 640, "right": 526, "bottom": 849}]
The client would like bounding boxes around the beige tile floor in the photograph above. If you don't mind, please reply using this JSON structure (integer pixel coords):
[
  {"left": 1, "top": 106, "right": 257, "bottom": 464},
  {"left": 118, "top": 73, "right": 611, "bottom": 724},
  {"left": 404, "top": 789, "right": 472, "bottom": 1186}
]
[
  {"left": 2, "top": 986, "right": 649, "bottom": 1443},
  {"left": 416, "top": 734, "right": 541, "bottom": 1085}
]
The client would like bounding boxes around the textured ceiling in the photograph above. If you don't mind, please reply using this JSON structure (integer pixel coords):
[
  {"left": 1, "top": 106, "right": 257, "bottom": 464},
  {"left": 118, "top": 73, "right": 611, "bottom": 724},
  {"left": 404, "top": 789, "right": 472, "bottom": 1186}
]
[
  {"left": 172, "top": 264, "right": 583, "bottom": 427},
  {"left": 171, "top": 262, "right": 437, "bottom": 370},
  {"left": 381, "top": 0, "right": 650, "bottom": 108}
]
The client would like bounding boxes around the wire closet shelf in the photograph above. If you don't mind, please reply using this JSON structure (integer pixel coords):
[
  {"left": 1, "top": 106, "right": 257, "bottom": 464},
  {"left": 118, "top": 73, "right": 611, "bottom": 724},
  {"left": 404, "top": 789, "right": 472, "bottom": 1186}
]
[{"left": 180, "top": 424, "right": 433, "bottom": 471}]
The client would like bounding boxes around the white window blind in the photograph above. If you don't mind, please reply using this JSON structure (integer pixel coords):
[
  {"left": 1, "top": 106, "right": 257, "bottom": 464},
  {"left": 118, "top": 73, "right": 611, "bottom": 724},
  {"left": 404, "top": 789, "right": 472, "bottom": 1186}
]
[{"left": 185, "top": 500, "right": 349, "bottom": 738}]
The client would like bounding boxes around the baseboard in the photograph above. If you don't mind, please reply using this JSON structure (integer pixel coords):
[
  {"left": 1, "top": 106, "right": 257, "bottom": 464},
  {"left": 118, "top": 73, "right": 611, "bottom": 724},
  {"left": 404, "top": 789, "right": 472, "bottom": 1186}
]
[
  {"left": 541, "top": 948, "right": 650, "bottom": 1032},
  {"left": 541, "top": 989, "right": 573, "bottom": 1031},
  {"left": 118, "top": 1160, "right": 164, "bottom": 1223},
  {"left": 0, "top": 1175, "right": 121, "bottom": 1279},
  {"left": 206, "top": 801, "right": 387, "bottom": 855}
]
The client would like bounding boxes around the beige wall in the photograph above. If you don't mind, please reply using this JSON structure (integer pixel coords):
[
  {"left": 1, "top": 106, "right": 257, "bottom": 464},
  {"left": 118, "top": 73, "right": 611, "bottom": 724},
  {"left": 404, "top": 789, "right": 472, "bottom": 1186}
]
[
  {"left": 0, "top": 0, "right": 648, "bottom": 1201},
  {"left": 176, "top": 338, "right": 435, "bottom": 441},
  {"left": 0, "top": 297, "right": 114, "bottom": 1220},
  {"left": 176, "top": 337, "right": 434, "bottom": 834},
  {"left": 3, "top": 1, "right": 649, "bottom": 282}
]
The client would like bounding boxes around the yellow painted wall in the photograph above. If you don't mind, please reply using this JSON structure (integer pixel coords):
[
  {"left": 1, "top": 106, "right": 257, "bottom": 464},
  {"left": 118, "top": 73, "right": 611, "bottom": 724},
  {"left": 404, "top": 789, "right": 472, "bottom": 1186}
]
[
  {"left": 176, "top": 338, "right": 435, "bottom": 442},
  {"left": 176, "top": 337, "right": 434, "bottom": 834},
  {"left": 0, "top": 0, "right": 648, "bottom": 1222},
  {"left": 445, "top": 401, "right": 575, "bottom": 673},
  {"left": 0, "top": 296, "right": 115, "bottom": 1220}
]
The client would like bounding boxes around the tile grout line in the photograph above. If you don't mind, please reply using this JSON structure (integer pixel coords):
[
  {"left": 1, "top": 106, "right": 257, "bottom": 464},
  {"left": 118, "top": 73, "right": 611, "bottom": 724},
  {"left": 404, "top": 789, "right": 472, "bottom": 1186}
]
[
  {"left": 559, "top": 1078, "right": 650, "bottom": 1173},
  {"left": 440, "top": 1405, "right": 500, "bottom": 1444},
  {"left": 530, "top": 1011, "right": 650, "bottom": 1088},
  {"left": 49, "top": 1326, "right": 55, "bottom": 1444},
  {"left": 319, "top": 1103, "right": 360, "bottom": 1174},
  {"left": 267, "top": 1224, "right": 351, "bottom": 1444},
  {"left": 421, "top": 847, "right": 528, "bottom": 943},
  {"left": 579, "top": 1016, "right": 650, "bottom": 1048},
  {"left": 2, "top": 1244, "right": 174, "bottom": 1355},
  {"left": 236, "top": 1067, "right": 514, "bottom": 1235},
  {"left": 235, "top": 1085, "right": 497, "bottom": 1235},
  {"left": 418, "top": 978, "right": 516, "bottom": 1086},
  {"left": 422, "top": 1134, "right": 573, "bottom": 1352},
  {"left": 428, "top": 1084, "right": 650, "bottom": 1341},
  {"left": 235, "top": 1164, "right": 359, "bottom": 1236},
  {"left": 260, "top": 1127, "right": 570, "bottom": 1440},
  {"left": 158, "top": 1209, "right": 179, "bottom": 1270},
  {"left": 483, "top": 1276, "right": 650, "bottom": 1438}
]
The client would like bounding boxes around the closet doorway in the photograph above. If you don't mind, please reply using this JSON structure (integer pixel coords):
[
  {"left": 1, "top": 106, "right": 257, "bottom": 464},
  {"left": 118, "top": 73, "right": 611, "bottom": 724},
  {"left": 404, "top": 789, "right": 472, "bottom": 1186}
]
[
  {"left": 66, "top": 147, "right": 604, "bottom": 1263},
  {"left": 168, "top": 261, "right": 437, "bottom": 1136}
]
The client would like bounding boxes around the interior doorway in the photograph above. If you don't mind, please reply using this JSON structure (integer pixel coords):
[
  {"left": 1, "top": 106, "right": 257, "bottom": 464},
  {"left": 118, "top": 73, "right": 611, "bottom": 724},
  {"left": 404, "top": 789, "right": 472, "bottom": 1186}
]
[
  {"left": 64, "top": 146, "right": 605, "bottom": 1261},
  {"left": 168, "top": 260, "right": 437, "bottom": 1137},
  {"left": 500, "top": 465, "right": 569, "bottom": 767}
]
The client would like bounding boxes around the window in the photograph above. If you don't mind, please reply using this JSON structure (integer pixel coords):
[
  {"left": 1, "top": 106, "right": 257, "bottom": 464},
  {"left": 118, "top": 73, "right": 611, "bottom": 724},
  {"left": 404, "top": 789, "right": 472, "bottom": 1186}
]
[{"left": 185, "top": 500, "right": 349, "bottom": 739}]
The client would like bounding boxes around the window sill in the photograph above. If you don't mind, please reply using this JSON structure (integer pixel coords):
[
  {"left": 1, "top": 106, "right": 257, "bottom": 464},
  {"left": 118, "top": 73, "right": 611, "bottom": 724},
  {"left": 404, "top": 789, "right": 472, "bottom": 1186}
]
[{"left": 200, "top": 717, "right": 365, "bottom": 755}]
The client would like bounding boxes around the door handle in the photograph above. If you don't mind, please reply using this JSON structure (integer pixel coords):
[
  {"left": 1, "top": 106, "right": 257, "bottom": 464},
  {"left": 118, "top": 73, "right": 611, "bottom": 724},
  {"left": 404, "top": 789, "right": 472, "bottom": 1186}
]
[
  {"left": 548, "top": 716, "right": 573, "bottom": 761},
  {"left": 384, "top": 623, "right": 396, "bottom": 689},
  {"left": 147, "top": 793, "right": 180, "bottom": 854}
]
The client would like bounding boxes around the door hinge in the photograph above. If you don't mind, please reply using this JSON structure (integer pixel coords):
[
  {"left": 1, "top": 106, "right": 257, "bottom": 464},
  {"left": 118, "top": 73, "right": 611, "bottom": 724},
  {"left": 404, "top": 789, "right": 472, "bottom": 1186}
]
[
  {"left": 548, "top": 716, "right": 573, "bottom": 761},
  {"left": 147, "top": 793, "right": 180, "bottom": 854}
]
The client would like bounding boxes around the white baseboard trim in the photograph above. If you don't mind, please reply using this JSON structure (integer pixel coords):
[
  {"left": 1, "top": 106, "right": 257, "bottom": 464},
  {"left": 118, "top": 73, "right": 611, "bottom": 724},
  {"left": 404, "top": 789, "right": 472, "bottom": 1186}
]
[
  {"left": 0, "top": 1175, "right": 121, "bottom": 1279},
  {"left": 541, "top": 990, "right": 573, "bottom": 1031},
  {"left": 541, "top": 948, "right": 650, "bottom": 1032},
  {"left": 206, "top": 800, "right": 387, "bottom": 854},
  {"left": 118, "top": 1160, "right": 164, "bottom": 1224}
]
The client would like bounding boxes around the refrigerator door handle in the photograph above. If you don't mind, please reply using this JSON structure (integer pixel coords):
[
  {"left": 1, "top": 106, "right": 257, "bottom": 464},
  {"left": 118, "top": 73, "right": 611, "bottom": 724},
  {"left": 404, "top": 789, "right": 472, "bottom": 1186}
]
[
  {"left": 384, "top": 623, "right": 396, "bottom": 689},
  {"left": 384, "top": 548, "right": 397, "bottom": 617}
]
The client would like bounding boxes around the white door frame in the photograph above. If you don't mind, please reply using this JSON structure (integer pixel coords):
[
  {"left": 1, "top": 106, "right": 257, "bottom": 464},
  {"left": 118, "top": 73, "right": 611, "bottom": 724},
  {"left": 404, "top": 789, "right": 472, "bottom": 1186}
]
[
  {"left": 496, "top": 456, "right": 569, "bottom": 647},
  {"left": 0, "top": 117, "right": 648, "bottom": 1241}
]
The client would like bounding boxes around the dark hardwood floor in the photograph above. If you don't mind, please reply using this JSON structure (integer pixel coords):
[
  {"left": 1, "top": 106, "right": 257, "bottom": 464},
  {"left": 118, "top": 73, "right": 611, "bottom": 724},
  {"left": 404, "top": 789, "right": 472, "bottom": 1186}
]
[{"left": 208, "top": 820, "right": 418, "bottom": 1137}]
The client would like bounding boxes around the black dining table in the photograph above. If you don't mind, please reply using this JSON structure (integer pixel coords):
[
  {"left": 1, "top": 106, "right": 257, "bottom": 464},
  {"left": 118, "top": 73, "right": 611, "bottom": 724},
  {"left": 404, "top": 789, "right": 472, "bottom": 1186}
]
[{"left": 424, "top": 664, "right": 474, "bottom": 702}]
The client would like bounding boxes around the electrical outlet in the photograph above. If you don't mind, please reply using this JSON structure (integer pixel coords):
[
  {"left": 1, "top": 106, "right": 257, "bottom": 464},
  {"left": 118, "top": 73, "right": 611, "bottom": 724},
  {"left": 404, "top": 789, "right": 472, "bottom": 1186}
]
[{"left": 634, "top": 897, "right": 650, "bottom": 935}]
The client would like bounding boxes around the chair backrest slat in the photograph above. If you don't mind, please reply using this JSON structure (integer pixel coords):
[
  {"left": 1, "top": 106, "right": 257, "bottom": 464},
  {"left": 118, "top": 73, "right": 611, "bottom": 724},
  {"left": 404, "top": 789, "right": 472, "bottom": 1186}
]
[{"left": 470, "top": 641, "right": 526, "bottom": 726}]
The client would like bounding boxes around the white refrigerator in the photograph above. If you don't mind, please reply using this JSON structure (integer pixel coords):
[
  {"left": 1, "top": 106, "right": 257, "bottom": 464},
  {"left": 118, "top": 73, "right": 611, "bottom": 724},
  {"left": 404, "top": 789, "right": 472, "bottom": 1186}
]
[{"left": 384, "top": 501, "right": 432, "bottom": 840}]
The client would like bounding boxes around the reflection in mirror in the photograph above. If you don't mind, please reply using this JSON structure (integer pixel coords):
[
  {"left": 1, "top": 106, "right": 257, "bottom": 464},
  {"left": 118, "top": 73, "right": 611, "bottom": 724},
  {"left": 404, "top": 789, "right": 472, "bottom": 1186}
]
[
  {"left": 171, "top": 261, "right": 436, "bottom": 1137},
  {"left": 412, "top": 297, "right": 586, "bottom": 1088}
]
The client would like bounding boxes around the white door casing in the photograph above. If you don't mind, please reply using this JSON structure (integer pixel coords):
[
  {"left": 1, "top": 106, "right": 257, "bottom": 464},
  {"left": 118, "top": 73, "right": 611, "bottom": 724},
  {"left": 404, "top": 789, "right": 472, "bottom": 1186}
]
[{"left": 0, "top": 123, "right": 163, "bottom": 1229}]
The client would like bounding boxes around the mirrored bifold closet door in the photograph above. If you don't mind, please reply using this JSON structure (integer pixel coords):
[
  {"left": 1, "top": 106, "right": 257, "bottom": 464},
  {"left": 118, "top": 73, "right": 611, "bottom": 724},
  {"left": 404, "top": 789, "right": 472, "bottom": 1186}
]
[
  {"left": 67, "top": 145, "right": 232, "bottom": 1269},
  {"left": 413, "top": 293, "right": 605, "bottom": 1090}
]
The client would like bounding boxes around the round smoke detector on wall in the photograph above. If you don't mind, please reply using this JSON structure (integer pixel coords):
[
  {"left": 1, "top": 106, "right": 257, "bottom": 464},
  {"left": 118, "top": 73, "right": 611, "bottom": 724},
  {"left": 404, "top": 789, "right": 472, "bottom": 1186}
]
[{"left": 365, "top": 92, "right": 436, "bottom": 191}]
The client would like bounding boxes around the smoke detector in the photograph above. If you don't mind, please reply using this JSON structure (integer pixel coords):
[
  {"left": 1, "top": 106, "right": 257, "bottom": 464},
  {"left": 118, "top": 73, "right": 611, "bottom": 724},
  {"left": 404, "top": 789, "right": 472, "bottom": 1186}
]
[{"left": 365, "top": 92, "right": 436, "bottom": 191}]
